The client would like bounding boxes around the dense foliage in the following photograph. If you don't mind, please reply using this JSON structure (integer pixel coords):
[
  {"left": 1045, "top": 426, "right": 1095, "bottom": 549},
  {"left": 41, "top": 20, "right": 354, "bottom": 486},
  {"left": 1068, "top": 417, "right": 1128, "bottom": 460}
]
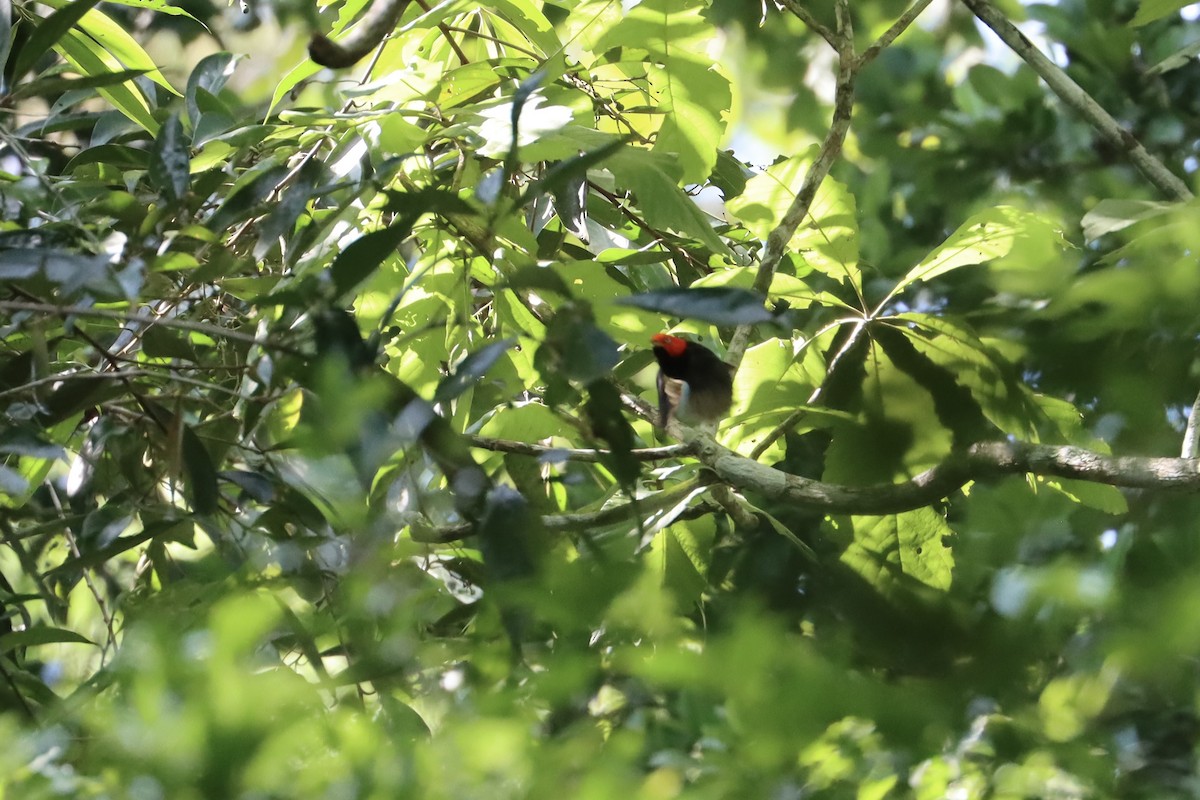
[{"left": 3, "top": 0, "right": 1200, "bottom": 796}]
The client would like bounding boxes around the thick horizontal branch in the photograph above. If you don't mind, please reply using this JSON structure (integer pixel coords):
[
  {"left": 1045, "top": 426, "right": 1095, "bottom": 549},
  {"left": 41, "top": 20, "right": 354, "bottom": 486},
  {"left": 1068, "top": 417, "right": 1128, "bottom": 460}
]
[{"left": 693, "top": 436, "right": 1200, "bottom": 515}]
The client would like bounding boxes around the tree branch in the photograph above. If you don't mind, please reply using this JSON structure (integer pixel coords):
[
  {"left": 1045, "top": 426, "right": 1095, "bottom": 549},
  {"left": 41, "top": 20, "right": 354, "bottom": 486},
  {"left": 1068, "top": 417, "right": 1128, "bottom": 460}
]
[
  {"left": 776, "top": 0, "right": 838, "bottom": 49},
  {"left": 960, "top": 0, "right": 1193, "bottom": 202},
  {"left": 857, "top": 0, "right": 935, "bottom": 68},
  {"left": 0, "top": 300, "right": 299, "bottom": 355},
  {"left": 694, "top": 435, "right": 1200, "bottom": 516},
  {"left": 726, "top": 0, "right": 858, "bottom": 370}
]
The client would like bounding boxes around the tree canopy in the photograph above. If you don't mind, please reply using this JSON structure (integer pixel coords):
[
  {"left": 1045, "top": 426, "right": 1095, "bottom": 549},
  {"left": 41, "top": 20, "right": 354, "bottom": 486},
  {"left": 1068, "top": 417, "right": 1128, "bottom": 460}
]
[{"left": 3, "top": 0, "right": 1200, "bottom": 796}]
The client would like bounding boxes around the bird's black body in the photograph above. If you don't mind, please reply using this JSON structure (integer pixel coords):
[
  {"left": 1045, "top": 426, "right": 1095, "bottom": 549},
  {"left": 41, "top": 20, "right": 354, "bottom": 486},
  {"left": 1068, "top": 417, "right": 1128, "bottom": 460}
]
[{"left": 651, "top": 334, "right": 734, "bottom": 426}]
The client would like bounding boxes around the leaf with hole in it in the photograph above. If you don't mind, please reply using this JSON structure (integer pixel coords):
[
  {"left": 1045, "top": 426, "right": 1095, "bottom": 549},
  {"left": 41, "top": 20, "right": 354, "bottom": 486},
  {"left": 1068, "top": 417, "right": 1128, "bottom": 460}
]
[
  {"left": 842, "top": 509, "right": 955, "bottom": 592},
  {"left": 619, "top": 287, "right": 774, "bottom": 326}
]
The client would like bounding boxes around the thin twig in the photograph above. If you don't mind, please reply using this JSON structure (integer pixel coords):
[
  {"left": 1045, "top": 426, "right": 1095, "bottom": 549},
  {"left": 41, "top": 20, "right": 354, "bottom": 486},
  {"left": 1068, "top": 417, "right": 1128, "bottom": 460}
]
[
  {"left": 857, "top": 0, "right": 935, "bottom": 68},
  {"left": 0, "top": 300, "right": 300, "bottom": 355},
  {"left": 416, "top": 478, "right": 708, "bottom": 542},
  {"left": 748, "top": 317, "right": 867, "bottom": 460},
  {"left": 465, "top": 434, "right": 692, "bottom": 462},
  {"left": 960, "top": 0, "right": 1192, "bottom": 201},
  {"left": 726, "top": 0, "right": 858, "bottom": 371},
  {"left": 776, "top": 0, "right": 838, "bottom": 48}
]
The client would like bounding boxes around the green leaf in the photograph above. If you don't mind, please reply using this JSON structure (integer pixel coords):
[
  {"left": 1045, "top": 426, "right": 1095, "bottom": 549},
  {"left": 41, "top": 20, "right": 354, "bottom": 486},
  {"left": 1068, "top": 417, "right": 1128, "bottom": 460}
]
[
  {"left": 1130, "top": 0, "right": 1194, "bottom": 25},
  {"left": 483, "top": 0, "right": 561, "bottom": 55},
  {"left": 0, "top": 626, "right": 96, "bottom": 653},
  {"left": 330, "top": 218, "right": 418, "bottom": 299},
  {"left": 725, "top": 152, "right": 860, "bottom": 285},
  {"left": 7, "top": 68, "right": 149, "bottom": 102},
  {"left": 186, "top": 52, "right": 239, "bottom": 129},
  {"left": 1081, "top": 198, "right": 1176, "bottom": 241},
  {"left": 888, "top": 206, "right": 1053, "bottom": 302},
  {"left": 607, "top": 149, "right": 729, "bottom": 254},
  {"left": 10, "top": 0, "right": 104, "bottom": 81},
  {"left": 54, "top": 28, "right": 158, "bottom": 133},
  {"left": 843, "top": 509, "right": 955, "bottom": 592},
  {"left": 40, "top": 0, "right": 180, "bottom": 95},
  {"left": 181, "top": 424, "right": 220, "bottom": 515},
  {"left": 149, "top": 113, "right": 191, "bottom": 203},
  {"left": 618, "top": 287, "right": 774, "bottom": 325},
  {"left": 0, "top": 428, "right": 64, "bottom": 459}
]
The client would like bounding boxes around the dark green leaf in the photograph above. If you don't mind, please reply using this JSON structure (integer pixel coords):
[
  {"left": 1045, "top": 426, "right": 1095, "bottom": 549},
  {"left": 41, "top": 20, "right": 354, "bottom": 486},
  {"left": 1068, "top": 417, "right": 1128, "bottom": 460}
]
[
  {"left": 181, "top": 424, "right": 220, "bottom": 515},
  {"left": 220, "top": 470, "right": 275, "bottom": 503},
  {"left": 330, "top": 217, "right": 418, "bottom": 299},
  {"left": 141, "top": 327, "right": 198, "bottom": 361},
  {"left": 186, "top": 52, "right": 237, "bottom": 129},
  {"left": 618, "top": 287, "right": 774, "bottom": 325},
  {"left": 0, "top": 626, "right": 96, "bottom": 654},
  {"left": 11, "top": 0, "right": 104, "bottom": 82},
  {"left": 0, "top": 428, "right": 64, "bottom": 460},
  {"left": 149, "top": 112, "right": 190, "bottom": 203}
]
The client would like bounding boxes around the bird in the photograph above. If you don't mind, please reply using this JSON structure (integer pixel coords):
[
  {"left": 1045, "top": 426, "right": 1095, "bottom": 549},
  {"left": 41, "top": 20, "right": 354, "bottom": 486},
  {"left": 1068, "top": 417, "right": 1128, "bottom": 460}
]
[{"left": 651, "top": 333, "right": 734, "bottom": 427}]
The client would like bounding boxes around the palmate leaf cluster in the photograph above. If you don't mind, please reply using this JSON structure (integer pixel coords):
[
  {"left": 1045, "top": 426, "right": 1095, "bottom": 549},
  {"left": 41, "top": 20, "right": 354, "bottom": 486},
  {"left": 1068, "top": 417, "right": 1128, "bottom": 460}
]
[{"left": 2, "top": 0, "right": 1200, "bottom": 797}]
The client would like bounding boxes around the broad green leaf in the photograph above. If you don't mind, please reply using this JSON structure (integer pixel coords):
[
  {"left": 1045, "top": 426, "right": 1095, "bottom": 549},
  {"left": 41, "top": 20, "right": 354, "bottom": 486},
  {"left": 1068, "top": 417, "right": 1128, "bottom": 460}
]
[
  {"left": 887, "top": 314, "right": 1036, "bottom": 439},
  {"left": 484, "top": 0, "right": 561, "bottom": 55},
  {"left": 1081, "top": 198, "right": 1176, "bottom": 241},
  {"left": 726, "top": 152, "right": 860, "bottom": 285},
  {"left": 331, "top": 218, "right": 418, "bottom": 299},
  {"left": 607, "top": 149, "right": 729, "bottom": 254},
  {"left": 1149, "top": 38, "right": 1200, "bottom": 74},
  {"left": 888, "top": 206, "right": 1055, "bottom": 302},
  {"left": 844, "top": 509, "right": 955, "bottom": 591},
  {"left": 99, "top": 0, "right": 201, "bottom": 18},
  {"left": 186, "top": 52, "right": 239, "bottom": 129},
  {"left": 435, "top": 339, "right": 517, "bottom": 403},
  {"left": 648, "top": 55, "right": 731, "bottom": 184},
  {"left": 1130, "top": 0, "right": 1193, "bottom": 25},
  {"left": 479, "top": 402, "right": 569, "bottom": 442},
  {"left": 0, "top": 428, "right": 65, "bottom": 459},
  {"left": 7, "top": 68, "right": 148, "bottom": 102},
  {"left": 55, "top": 29, "right": 157, "bottom": 133}
]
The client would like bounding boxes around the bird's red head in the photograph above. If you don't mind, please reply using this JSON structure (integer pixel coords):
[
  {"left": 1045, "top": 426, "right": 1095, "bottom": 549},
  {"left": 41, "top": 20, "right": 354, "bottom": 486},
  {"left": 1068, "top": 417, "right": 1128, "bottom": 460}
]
[{"left": 651, "top": 332, "right": 688, "bottom": 358}]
